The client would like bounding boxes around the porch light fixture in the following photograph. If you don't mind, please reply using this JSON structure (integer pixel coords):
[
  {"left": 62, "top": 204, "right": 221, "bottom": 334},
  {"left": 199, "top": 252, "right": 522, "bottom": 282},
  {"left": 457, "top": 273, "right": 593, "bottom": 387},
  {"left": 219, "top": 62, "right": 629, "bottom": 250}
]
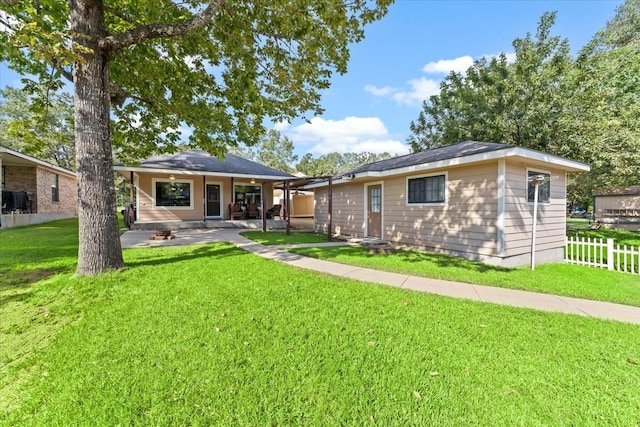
[
  {"left": 250, "top": 179, "right": 256, "bottom": 184},
  {"left": 169, "top": 175, "right": 175, "bottom": 180}
]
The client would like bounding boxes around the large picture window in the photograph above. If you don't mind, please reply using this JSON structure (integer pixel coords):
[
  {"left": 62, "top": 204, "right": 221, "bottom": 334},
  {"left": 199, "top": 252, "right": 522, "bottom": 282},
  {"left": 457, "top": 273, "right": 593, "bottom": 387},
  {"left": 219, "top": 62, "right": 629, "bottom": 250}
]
[
  {"left": 527, "top": 170, "right": 550, "bottom": 203},
  {"left": 154, "top": 179, "right": 193, "bottom": 208},
  {"left": 408, "top": 174, "right": 446, "bottom": 204},
  {"left": 234, "top": 184, "right": 261, "bottom": 204}
]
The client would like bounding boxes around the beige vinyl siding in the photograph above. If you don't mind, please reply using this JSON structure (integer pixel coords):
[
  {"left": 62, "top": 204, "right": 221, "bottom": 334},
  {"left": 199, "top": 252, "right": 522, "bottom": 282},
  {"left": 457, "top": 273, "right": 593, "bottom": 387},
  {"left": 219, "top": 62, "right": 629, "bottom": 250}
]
[
  {"left": 503, "top": 161, "right": 567, "bottom": 256},
  {"left": 594, "top": 194, "right": 640, "bottom": 231},
  {"left": 595, "top": 195, "right": 640, "bottom": 211},
  {"left": 314, "top": 184, "right": 365, "bottom": 236},
  {"left": 314, "top": 163, "right": 501, "bottom": 257},
  {"left": 383, "top": 163, "right": 499, "bottom": 257},
  {"left": 135, "top": 173, "right": 277, "bottom": 222},
  {"left": 136, "top": 173, "right": 205, "bottom": 222}
]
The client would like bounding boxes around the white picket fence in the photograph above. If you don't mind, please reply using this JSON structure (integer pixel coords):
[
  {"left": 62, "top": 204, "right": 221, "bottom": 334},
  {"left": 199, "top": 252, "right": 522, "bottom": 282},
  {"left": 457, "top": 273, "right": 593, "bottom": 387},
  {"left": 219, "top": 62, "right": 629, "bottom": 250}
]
[{"left": 565, "top": 236, "right": 639, "bottom": 275}]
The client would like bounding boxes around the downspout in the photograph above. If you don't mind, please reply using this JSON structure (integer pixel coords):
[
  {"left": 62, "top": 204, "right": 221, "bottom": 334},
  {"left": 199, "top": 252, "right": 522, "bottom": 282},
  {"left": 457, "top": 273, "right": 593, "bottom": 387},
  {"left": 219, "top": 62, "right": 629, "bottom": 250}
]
[{"left": 497, "top": 160, "right": 506, "bottom": 257}]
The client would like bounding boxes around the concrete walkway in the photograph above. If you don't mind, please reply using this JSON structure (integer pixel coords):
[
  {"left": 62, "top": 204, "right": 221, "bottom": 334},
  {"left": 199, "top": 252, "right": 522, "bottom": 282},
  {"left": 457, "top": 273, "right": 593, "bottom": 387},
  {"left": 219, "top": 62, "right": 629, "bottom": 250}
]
[{"left": 120, "top": 228, "right": 640, "bottom": 325}]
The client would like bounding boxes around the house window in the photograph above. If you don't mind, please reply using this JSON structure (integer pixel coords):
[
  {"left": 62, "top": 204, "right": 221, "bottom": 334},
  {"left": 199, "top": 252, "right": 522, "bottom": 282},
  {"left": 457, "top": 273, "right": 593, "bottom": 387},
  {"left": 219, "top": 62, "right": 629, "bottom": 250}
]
[
  {"left": 234, "top": 184, "right": 262, "bottom": 205},
  {"left": 154, "top": 179, "right": 193, "bottom": 208},
  {"left": 369, "top": 186, "right": 381, "bottom": 213},
  {"left": 408, "top": 174, "right": 446, "bottom": 204},
  {"left": 527, "top": 170, "right": 550, "bottom": 203},
  {"left": 51, "top": 173, "right": 59, "bottom": 203}
]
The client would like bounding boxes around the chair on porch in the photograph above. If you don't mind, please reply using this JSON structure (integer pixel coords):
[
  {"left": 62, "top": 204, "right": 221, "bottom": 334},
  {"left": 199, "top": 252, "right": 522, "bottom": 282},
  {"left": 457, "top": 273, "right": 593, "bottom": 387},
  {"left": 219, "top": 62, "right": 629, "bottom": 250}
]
[
  {"left": 229, "top": 203, "right": 244, "bottom": 220},
  {"left": 266, "top": 204, "right": 282, "bottom": 219},
  {"left": 246, "top": 203, "right": 260, "bottom": 219}
]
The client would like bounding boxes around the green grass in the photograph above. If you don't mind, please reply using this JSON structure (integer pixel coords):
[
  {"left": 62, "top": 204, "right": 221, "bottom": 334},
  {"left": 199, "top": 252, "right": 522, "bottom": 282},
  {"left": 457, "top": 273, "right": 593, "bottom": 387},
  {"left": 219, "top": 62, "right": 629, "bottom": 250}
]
[
  {"left": 241, "top": 230, "right": 328, "bottom": 245},
  {"left": 289, "top": 246, "right": 640, "bottom": 307},
  {"left": 567, "top": 218, "right": 640, "bottom": 246},
  {"left": 2, "top": 220, "right": 640, "bottom": 425}
]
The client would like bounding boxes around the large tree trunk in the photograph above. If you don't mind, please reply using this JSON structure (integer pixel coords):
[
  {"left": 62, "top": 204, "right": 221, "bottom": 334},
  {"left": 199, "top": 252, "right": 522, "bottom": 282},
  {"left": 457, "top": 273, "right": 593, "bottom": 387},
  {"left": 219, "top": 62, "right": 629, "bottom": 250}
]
[{"left": 71, "top": 0, "right": 124, "bottom": 275}]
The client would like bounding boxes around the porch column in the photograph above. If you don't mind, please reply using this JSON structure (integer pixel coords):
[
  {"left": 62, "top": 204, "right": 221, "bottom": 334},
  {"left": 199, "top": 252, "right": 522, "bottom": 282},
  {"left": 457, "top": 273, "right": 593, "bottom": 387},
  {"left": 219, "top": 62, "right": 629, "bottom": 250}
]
[
  {"left": 285, "top": 180, "right": 291, "bottom": 235},
  {"left": 261, "top": 182, "right": 266, "bottom": 232},
  {"left": 202, "top": 176, "right": 206, "bottom": 222}
]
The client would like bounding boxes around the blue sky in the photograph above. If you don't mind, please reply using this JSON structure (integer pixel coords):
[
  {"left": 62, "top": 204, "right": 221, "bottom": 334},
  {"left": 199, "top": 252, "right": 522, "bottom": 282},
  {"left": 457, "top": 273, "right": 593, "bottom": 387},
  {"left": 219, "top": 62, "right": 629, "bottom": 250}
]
[
  {"left": 0, "top": 1, "right": 623, "bottom": 159},
  {"left": 278, "top": 0, "right": 624, "bottom": 158}
]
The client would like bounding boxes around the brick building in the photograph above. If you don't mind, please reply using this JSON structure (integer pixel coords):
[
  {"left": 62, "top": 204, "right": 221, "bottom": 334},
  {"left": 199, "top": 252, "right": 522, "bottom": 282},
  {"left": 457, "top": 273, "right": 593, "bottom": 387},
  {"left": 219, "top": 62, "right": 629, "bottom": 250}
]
[{"left": 1, "top": 146, "right": 77, "bottom": 229}]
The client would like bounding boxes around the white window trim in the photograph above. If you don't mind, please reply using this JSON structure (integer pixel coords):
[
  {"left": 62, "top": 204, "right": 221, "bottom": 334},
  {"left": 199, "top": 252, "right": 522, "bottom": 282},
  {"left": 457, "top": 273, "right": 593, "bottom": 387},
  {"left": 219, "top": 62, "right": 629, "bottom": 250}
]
[
  {"left": 405, "top": 171, "right": 448, "bottom": 207},
  {"left": 152, "top": 177, "right": 195, "bottom": 210},
  {"left": 205, "top": 180, "right": 224, "bottom": 219},
  {"left": 526, "top": 167, "right": 551, "bottom": 205}
]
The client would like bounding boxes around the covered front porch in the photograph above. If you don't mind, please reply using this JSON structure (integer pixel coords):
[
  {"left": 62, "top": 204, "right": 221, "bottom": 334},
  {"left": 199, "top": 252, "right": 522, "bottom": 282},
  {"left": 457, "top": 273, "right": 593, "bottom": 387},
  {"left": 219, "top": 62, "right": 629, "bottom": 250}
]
[{"left": 128, "top": 218, "right": 288, "bottom": 231}]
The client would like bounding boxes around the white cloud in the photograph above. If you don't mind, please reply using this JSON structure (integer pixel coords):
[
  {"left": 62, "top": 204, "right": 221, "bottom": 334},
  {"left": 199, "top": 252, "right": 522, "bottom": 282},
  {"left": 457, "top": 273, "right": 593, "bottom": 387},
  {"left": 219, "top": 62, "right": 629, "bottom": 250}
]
[
  {"left": 392, "top": 78, "right": 441, "bottom": 106},
  {"left": 364, "top": 78, "right": 440, "bottom": 108},
  {"left": 422, "top": 56, "right": 474, "bottom": 74},
  {"left": 272, "top": 120, "right": 290, "bottom": 131},
  {"left": 286, "top": 116, "right": 409, "bottom": 156},
  {"left": 364, "top": 85, "right": 397, "bottom": 96},
  {"left": 365, "top": 52, "right": 516, "bottom": 107}
]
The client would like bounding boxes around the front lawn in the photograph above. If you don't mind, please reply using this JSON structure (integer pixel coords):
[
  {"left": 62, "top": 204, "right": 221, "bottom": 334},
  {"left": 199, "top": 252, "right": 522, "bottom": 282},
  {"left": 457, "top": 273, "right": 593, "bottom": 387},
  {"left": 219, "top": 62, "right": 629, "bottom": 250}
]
[
  {"left": 2, "top": 220, "right": 640, "bottom": 425},
  {"left": 241, "top": 230, "right": 328, "bottom": 245},
  {"left": 288, "top": 246, "right": 640, "bottom": 307}
]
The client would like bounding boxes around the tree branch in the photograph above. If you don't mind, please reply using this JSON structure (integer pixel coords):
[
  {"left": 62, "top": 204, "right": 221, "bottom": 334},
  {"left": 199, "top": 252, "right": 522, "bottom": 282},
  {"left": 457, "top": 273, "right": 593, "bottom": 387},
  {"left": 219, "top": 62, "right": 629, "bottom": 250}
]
[{"left": 100, "top": 0, "right": 226, "bottom": 53}]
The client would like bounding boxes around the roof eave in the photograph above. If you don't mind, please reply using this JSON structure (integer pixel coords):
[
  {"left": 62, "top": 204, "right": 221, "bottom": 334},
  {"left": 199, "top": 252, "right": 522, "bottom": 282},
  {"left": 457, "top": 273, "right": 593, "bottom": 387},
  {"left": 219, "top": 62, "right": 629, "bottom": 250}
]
[
  {"left": 0, "top": 146, "right": 76, "bottom": 177},
  {"left": 304, "top": 147, "right": 590, "bottom": 189},
  {"left": 113, "top": 165, "right": 295, "bottom": 181}
]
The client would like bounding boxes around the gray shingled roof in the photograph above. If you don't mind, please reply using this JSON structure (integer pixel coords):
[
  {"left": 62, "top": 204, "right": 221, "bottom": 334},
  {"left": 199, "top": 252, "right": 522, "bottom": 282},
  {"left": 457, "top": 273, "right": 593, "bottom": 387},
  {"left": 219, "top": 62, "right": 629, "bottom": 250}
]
[
  {"left": 139, "top": 150, "right": 294, "bottom": 178},
  {"left": 344, "top": 141, "right": 512, "bottom": 175}
]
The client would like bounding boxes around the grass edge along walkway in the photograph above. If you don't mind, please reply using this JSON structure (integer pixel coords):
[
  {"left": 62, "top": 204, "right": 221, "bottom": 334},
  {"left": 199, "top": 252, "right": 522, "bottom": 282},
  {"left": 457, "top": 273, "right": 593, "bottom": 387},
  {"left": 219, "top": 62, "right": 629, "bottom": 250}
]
[
  {"left": 118, "top": 228, "right": 640, "bottom": 324},
  {"left": 228, "top": 236, "right": 640, "bottom": 325}
]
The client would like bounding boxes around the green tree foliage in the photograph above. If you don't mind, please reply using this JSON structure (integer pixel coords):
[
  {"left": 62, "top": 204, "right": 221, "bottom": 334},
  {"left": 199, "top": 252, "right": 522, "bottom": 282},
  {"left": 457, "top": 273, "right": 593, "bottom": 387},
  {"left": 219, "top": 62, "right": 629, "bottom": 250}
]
[
  {"left": 562, "top": 0, "right": 640, "bottom": 195},
  {"left": 407, "top": 6, "right": 639, "bottom": 203},
  {"left": 600, "top": 0, "right": 640, "bottom": 49},
  {"left": 0, "top": 0, "right": 391, "bottom": 275},
  {"left": 408, "top": 12, "right": 571, "bottom": 154},
  {"left": 0, "top": 86, "right": 75, "bottom": 170},
  {"left": 296, "top": 151, "right": 391, "bottom": 176},
  {"left": 230, "top": 129, "right": 298, "bottom": 173}
]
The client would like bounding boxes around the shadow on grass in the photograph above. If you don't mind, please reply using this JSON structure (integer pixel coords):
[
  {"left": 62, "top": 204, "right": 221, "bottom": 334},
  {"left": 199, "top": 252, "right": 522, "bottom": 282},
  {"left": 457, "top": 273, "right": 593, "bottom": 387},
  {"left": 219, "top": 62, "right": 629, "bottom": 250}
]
[
  {"left": 297, "top": 246, "right": 514, "bottom": 275},
  {"left": 124, "top": 243, "right": 249, "bottom": 269},
  {"left": 0, "top": 267, "right": 71, "bottom": 288},
  {"left": 0, "top": 287, "right": 33, "bottom": 306}
]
